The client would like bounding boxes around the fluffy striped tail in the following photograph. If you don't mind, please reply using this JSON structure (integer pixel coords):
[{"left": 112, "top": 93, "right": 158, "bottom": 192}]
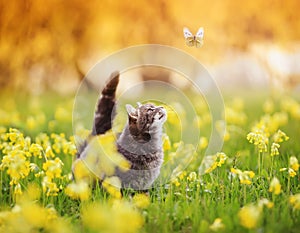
[{"left": 91, "top": 71, "right": 119, "bottom": 135}]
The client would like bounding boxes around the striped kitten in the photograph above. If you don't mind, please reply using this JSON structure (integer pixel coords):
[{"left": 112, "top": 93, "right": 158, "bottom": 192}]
[{"left": 75, "top": 71, "right": 167, "bottom": 190}]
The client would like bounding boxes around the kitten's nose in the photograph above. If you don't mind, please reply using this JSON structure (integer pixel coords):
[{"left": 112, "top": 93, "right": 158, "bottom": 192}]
[{"left": 157, "top": 107, "right": 167, "bottom": 120}]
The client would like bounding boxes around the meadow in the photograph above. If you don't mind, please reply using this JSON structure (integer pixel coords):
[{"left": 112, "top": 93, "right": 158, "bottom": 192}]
[{"left": 0, "top": 91, "right": 299, "bottom": 233}]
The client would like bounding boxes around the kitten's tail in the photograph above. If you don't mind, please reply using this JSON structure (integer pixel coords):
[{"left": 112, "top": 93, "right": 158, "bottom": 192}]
[{"left": 92, "top": 71, "right": 119, "bottom": 135}]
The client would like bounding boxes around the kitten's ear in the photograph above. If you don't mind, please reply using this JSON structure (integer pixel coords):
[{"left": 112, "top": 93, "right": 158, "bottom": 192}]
[{"left": 126, "top": 104, "right": 137, "bottom": 119}]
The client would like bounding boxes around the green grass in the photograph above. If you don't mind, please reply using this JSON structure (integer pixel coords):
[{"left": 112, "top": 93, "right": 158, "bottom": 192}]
[{"left": 0, "top": 92, "right": 299, "bottom": 233}]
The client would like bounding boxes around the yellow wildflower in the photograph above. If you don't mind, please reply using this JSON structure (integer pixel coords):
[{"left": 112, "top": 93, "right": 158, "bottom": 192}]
[
  {"left": 42, "top": 157, "right": 64, "bottom": 180},
  {"left": 288, "top": 168, "right": 297, "bottom": 177},
  {"left": 199, "top": 137, "right": 208, "bottom": 150},
  {"left": 162, "top": 134, "right": 171, "bottom": 151},
  {"left": 82, "top": 200, "right": 144, "bottom": 233},
  {"left": 46, "top": 206, "right": 58, "bottom": 221},
  {"left": 216, "top": 152, "right": 227, "bottom": 167},
  {"left": 22, "top": 202, "right": 49, "bottom": 229},
  {"left": 290, "top": 156, "right": 299, "bottom": 172},
  {"left": 247, "top": 130, "right": 268, "bottom": 152},
  {"left": 270, "top": 143, "right": 280, "bottom": 156},
  {"left": 35, "top": 133, "right": 51, "bottom": 150},
  {"left": 66, "top": 141, "right": 77, "bottom": 156},
  {"left": 280, "top": 155, "right": 299, "bottom": 177},
  {"left": 65, "top": 180, "right": 90, "bottom": 201},
  {"left": 42, "top": 176, "right": 59, "bottom": 196},
  {"left": 258, "top": 198, "right": 274, "bottom": 209},
  {"left": 6, "top": 128, "right": 23, "bottom": 144},
  {"left": 289, "top": 193, "right": 300, "bottom": 210},
  {"left": 102, "top": 176, "right": 122, "bottom": 199},
  {"left": 273, "top": 129, "right": 289, "bottom": 143},
  {"left": 172, "top": 177, "right": 181, "bottom": 187},
  {"left": 83, "top": 132, "right": 130, "bottom": 179},
  {"left": 14, "top": 183, "right": 22, "bottom": 195},
  {"left": 165, "top": 103, "right": 182, "bottom": 126},
  {"left": 205, "top": 152, "right": 227, "bottom": 174},
  {"left": 209, "top": 218, "right": 225, "bottom": 232},
  {"left": 72, "top": 159, "right": 93, "bottom": 182},
  {"left": 187, "top": 171, "right": 197, "bottom": 182},
  {"left": 1, "top": 150, "right": 30, "bottom": 185},
  {"left": 231, "top": 168, "right": 255, "bottom": 185},
  {"left": 0, "top": 199, "right": 71, "bottom": 233},
  {"left": 280, "top": 167, "right": 297, "bottom": 178},
  {"left": 238, "top": 204, "right": 261, "bottom": 229},
  {"left": 51, "top": 133, "right": 69, "bottom": 154},
  {"left": 132, "top": 193, "right": 150, "bottom": 209},
  {"left": 269, "top": 177, "right": 281, "bottom": 195},
  {"left": 112, "top": 199, "right": 145, "bottom": 233},
  {"left": 29, "top": 143, "right": 43, "bottom": 158},
  {"left": 178, "top": 171, "right": 187, "bottom": 180},
  {"left": 17, "top": 183, "right": 41, "bottom": 203},
  {"left": 97, "top": 131, "right": 130, "bottom": 171},
  {"left": 45, "top": 146, "right": 56, "bottom": 158}
]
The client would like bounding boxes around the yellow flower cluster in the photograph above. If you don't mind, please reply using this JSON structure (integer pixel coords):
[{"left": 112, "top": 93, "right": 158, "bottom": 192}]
[
  {"left": 225, "top": 98, "right": 247, "bottom": 126},
  {"left": 162, "top": 133, "right": 171, "bottom": 151},
  {"left": 1, "top": 150, "right": 30, "bottom": 186},
  {"left": 280, "top": 156, "right": 299, "bottom": 178},
  {"left": 68, "top": 131, "right": 131, "bottom": 200},
  {"left": 231, "top": 167, "right": 255, "bottom": 185},
  {"left": 238, "top": 198, "right": 273, "bottom": 229},
  {"left": 272, "top": 129, "right": 289, "bottom": 143},
  {"left": 81, "top": 200, "right": 144, "bottom": 233},
  {"left": 248, "top": 123, "right": 289, "bottom": 157},
  {"left": 270, "top": 142, "right": 280, "bottom": 157},
  {"left": 289, "top": 193, "right": 300, "bottom": 210},
  {"left": 238, "top": 204, "right": 261, "bottom": 229},
  {"left": 102, "top": 176, "right": 122, "bottom": 199},
  {"left": 268, "top": 177, "right": 281, "bottom": 195},
  {"left": 65, "top": 180, "right": 90, "bottom": 201},
  {"left": 41, "top": 157, "right": 64, "bottom": 196},
  {"left": 51, "top": 133, "right": 77, "bottom": 156},
  {"left": 205, "top": 152, "right": 227, "bottom": 174},
  {"left": 171, "top": 170, "right": 187, "bottom": 187},
  {"left": 209, "top": 218, "right": 225, "bottom": 232},
  {"left": 247, "top": 112, "right": 288, "bottom": 153},
  {"left": 281, "top": 96, "right": 300, "bottom": 120},
  {"left": 0, "top": 128, "right": 76, "bottom": 196},
  {"left": 0, "top": 184, "right": 72, "bottom": 233},
  {"left": 247, "top": 130, "right": 269, "bottom": 153},
  {"left": 132, "top": 193, "right": 150, "bottom": 209}
]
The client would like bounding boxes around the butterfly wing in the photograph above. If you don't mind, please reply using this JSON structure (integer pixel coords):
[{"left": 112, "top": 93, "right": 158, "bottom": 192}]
[
  {"left": 183, "top": 27, "right": 193, "bottom": 38},
  {"left": 195, "top": 27, "right": 204, "bottom": 38},
  {"left": 195, "top": 27, "right": 204, "bottom": 48},
  {"left": 183, "top": 27, "right": 195, "bottom": 47}
]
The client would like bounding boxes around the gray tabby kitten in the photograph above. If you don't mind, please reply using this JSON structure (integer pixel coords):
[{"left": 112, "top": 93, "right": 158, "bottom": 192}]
[{"left": 76, "top": 71, "right": 167, "bottom": 190}]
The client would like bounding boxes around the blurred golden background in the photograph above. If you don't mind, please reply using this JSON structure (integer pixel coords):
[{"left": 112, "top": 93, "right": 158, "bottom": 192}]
[{"left": 1, "top": 0, "right": 300, "bottom": 94}]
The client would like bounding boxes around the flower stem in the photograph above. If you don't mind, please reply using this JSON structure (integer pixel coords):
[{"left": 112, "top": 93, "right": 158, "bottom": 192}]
[
  {"left": 287, "top": 175, "right": 290, "bottom": 195},
  {"left": 243, "top": 185, "right": 247, "bottom": 205},
  {"left": 258, "top": 151, "right": 261, "bottom": 176},
  {"left": 270, "top": 156, "right": 274, "bottom": 177}
]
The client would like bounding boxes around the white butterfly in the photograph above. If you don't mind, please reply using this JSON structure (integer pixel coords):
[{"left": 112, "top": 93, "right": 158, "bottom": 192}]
[{"left": 183, "top": 27, "right": 204, "bottom": 48}]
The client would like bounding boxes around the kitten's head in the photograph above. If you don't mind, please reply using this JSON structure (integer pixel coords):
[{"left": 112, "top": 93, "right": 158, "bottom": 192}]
[{"left": 126, "top": 102, "right": 167, "bottom": 143}]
